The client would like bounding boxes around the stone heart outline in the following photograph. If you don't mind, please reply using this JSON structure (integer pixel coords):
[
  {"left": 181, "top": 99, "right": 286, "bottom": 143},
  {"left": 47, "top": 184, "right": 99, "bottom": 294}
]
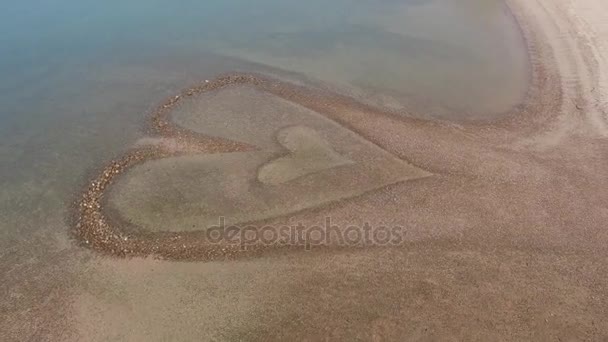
[
  {"left": 73, "top": 73, "right": 431, "bottom": 260},
  {"left": 107, "top": 83, "right": 428, "bottom": 233}
]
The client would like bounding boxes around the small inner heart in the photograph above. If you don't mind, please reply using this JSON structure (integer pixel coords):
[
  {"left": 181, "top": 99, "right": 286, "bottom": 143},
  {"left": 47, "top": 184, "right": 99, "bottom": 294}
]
[{"left": 258, "top": 126, "right": 353, "bottom": 185}]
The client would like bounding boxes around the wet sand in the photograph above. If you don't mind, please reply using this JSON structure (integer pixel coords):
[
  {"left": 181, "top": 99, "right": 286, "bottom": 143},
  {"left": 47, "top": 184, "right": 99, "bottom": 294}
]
[{"left": 3, "top": 0, "right": 608, "bottom": 340}]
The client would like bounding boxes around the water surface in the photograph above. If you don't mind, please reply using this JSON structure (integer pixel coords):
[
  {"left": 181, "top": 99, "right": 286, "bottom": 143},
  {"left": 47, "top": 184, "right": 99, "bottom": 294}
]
[
  {"left": 0, "top": 0, "right": 530, "bottom": 277},
  {"left": 0, "top": 1, "right": 529, "bottom": 338}
]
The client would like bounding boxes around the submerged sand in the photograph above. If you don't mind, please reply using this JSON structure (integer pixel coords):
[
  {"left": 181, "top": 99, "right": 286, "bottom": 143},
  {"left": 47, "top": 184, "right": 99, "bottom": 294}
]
[
  {"left": 127, "top": 86, "right": 426, "bottom": 233},
  {"left": 2, "top": 0, "right": 608, "bottom": 340}
]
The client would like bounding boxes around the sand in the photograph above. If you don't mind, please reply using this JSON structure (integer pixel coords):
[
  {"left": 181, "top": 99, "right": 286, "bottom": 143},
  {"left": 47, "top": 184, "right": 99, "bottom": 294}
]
[{"left": 2, "top": 0, "right": 608, "bottom": 340}]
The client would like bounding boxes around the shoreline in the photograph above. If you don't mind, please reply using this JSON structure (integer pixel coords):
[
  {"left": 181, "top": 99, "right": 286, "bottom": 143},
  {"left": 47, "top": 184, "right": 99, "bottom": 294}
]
[
  {"left": 5, "top": 0, "right": 608, "bottom": 340},
  {"left": 506, "top": 0, "right": 607, "bottom": 137},
  {"left": 72, "top": 0, "right": 607, "bottom": 260}
]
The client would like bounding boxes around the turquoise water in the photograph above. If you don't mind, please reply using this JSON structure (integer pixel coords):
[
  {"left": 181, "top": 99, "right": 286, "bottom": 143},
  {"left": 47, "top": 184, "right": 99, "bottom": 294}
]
[
  {"left": 1, "top": 0, "right": 528, "bottom": 118},
  {"left": 0, "top": 0, "right": 529, "bottom": 250},
  {"left": 0, "top": 2, "right": 529, "bottom": 337},
  {"left": 0, "top": 0, "right": 529, "bottom": 245}
]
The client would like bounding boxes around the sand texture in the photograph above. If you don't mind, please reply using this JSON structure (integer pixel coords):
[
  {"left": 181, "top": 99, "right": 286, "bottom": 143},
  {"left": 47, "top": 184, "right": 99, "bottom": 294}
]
[{"left": 2, "top": 0, "right": 608, "bottom": 341}]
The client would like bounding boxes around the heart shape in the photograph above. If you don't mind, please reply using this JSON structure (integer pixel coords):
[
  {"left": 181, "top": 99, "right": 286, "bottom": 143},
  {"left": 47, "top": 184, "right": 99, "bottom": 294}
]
[
  {"left": 106, "top": 84, "right": 430, "bottom": 232},
  {"left": 257, "top": 126, "right": 354, "bottom": 185}
]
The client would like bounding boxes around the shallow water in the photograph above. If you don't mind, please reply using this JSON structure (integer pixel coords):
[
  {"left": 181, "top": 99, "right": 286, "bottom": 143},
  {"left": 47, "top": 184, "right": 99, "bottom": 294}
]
[
  {"left": 0, "top": 0, "right": 530, "bottom": 339},
  {"left": 0, "top": 0, "right": 528, "bottom": 235},
  {"left": 108, "top": 85, "right": 428, "bottom": 233}
]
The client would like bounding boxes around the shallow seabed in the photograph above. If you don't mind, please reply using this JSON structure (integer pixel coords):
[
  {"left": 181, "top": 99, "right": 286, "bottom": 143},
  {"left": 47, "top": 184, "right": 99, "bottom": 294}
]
[{"left": 7, "top": 0, "right": 601, "bottom": 341}]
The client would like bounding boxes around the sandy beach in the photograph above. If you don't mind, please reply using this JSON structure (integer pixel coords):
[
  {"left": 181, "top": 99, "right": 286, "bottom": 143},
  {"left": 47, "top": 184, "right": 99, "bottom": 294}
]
[{"left": 2, "top": 0, "right": 608, "bottom": 340}]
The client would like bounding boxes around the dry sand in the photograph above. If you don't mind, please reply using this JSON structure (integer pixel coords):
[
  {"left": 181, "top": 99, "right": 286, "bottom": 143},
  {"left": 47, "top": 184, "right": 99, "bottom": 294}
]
[{"left": 2, "top": 0, "right": 608, "bottom": 340}]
